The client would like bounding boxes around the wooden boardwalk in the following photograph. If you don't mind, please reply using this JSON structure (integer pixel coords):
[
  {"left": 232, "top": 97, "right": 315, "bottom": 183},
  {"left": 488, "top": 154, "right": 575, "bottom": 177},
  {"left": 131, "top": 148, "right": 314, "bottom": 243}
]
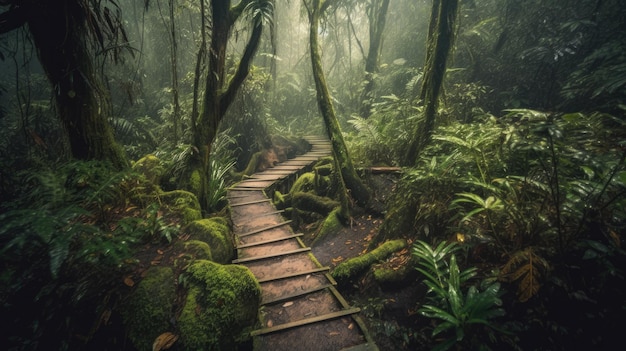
[{"left": 228, "top": 137, "right": 378, "bottom": 351}]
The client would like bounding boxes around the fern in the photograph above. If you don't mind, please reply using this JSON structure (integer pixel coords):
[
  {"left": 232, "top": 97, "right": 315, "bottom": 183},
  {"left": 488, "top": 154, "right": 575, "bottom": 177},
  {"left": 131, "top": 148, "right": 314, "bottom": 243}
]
[{"left": 500, "top": 247, "right": 550, "bottom": 302}]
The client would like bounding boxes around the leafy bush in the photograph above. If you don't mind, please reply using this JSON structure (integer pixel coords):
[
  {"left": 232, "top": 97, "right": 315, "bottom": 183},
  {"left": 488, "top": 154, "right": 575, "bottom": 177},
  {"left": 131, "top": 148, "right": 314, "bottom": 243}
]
[{"left": 413, "top": 240, "right": 506, "bottom": 351}]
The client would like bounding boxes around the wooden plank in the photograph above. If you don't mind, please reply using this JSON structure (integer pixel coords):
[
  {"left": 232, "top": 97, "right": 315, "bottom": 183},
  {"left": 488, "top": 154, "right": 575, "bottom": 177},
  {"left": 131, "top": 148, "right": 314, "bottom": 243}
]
[
  {"left": 232, "top": 247, "right": 310, "bottom": 264},
  {"left": 261, "top": 283, "right": 334, "bottom": 305},
  {"left": 238, "top": 220, "right": 293, "bottom": 237},
  {"left": 234, "top": 210, "right": 284, "bottom": 223},
  {"left": 257, "top": 266, "right": 330, "bottom": 283},
  {"left": 229, "top": 198, "right": 271, "bottom": 207},
  {"left": 230, "top": 185, "right": 268, "bottom": 190},
  {"left": 250, "top": 307, "right": 361, "bottom": 336},
  {"left": 237, "top": 233, "right": 303, "bottom": 249}
]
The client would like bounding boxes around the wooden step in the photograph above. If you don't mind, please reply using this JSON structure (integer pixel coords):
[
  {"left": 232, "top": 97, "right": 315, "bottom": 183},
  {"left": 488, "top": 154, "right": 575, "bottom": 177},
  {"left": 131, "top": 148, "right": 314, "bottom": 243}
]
[
  {"left": 250, "top": 307, "right": 361, "bottom": 336},
  {"left": 257, "top": 266, "right": 330, "bottom": 283},
  {"left": 232, "top": 247, "right": 310, "bottom": 264},
  {"left": 237, "top": 233, "right": 303, "bottom": 249},
  {"left": 234, "top": 210, "right": 285, "bottom": 223},
  {"left": 238, "top": 221, "right": 293, "bottom": 237},
  {"left": 262, "top": 283, "right": 334, "bottom": 305},
  {"left": 229, "top": 198, "right": 271, "bottom": 207}
]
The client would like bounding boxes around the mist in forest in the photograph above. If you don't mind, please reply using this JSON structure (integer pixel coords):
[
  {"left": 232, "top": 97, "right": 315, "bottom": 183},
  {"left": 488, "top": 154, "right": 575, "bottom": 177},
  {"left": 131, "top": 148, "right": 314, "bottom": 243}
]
[{"left": 1, "top": 0, "right": 625, "bottom": 350}]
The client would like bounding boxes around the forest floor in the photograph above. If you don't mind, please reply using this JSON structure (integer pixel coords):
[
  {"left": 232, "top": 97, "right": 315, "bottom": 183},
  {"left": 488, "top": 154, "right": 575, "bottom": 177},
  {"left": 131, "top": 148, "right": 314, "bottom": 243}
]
[{"left": 303, "top": 173, "right": 430, "bottom": 350}]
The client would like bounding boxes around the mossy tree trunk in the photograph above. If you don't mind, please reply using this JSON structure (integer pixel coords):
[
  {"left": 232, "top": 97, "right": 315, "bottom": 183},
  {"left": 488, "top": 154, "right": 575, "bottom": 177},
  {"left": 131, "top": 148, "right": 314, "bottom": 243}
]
[
  {"left": 0, "top": 0, "right": 128, "bottom": 170},
  {"left": 190, "top": 0, "right": 267, "bottom": 213},
  {"left": 359, "top": 0, "right": 390, "bottom": 118},
  {"left": 403, "top": 0, "right": 459, "bottom": 166},
  {"left": 306, "top": 0, "right": 370, "bottom": 216}
]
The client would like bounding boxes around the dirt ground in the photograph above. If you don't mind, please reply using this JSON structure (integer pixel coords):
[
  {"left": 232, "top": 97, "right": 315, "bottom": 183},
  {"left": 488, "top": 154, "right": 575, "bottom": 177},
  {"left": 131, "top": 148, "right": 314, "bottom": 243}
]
[{"left": 302, "top": 174, "right": 430, "bottom": 350}]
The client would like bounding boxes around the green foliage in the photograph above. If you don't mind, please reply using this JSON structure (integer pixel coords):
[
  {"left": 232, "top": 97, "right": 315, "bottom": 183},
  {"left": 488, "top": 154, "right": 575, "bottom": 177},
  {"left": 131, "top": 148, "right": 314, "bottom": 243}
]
[
  {"left": 346, "top": 94, "right": 420, "bottom": 166},
  {"left": 413, "top": 240, "right": 506, "bottom": 351},
  {"left": 0, "top": 160, "right": 183, "bottom": 348}
]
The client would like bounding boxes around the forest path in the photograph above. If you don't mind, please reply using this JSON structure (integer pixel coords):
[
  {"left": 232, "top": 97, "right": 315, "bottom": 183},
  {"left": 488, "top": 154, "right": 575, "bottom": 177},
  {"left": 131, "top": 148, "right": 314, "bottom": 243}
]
[{"left": 227, "top": 137, "right": 378, "bottom": 351}]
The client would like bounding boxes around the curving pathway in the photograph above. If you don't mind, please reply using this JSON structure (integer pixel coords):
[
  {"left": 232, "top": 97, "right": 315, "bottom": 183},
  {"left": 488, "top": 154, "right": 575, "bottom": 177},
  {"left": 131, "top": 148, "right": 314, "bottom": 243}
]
[{"left": 228, "top": 137, "right": 378, "bottom": 351}]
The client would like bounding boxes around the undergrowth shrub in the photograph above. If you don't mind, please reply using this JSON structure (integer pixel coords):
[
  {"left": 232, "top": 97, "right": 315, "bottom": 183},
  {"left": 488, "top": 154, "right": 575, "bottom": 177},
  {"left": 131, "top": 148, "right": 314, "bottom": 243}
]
[{"left": 0, "top": 160, "right": 178, "bottom": 349}]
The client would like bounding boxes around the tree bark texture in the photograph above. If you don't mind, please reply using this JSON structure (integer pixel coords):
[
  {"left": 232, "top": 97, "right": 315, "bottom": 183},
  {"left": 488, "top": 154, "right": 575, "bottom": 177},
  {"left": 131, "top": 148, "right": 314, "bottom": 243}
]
[
  {"left": 191, "top": 0, "right": 264, "bottom": 212},
  {"left": 359, "top": 0, "right": 390, "bottom": 118},
  {"left": 308, "top": 0, "right": 370, "bottom": 212},
  {"left": 3, "top": 0, "right": 128, "bottom": 169},
  {"left": 404, "top": 0, "right": 459, "bottom": 166}
]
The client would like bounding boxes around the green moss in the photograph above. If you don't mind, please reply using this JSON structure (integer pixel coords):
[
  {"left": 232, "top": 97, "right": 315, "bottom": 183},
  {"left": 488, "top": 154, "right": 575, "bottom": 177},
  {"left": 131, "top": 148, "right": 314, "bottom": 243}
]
[
  {"left": 273, "top": 190, "right": 291, "bottom": 209},
  {"left": 292, "top": 192, "right": 339, "bottom": 215},
  {"left": 313, "top": 208, "right": 344, "bottom": 245},
  {"left": 183, "top": 217, "right": 233, "bottom": 264},
  {"left": 179, "top": 260, "right": 261, "bottom": 350},
  {"left": 132, "top": 154, "right": 164, "bottom": 185},
  {"left": 332, "top": 239, "right": 407, "bottom": 284},
  {"left": 121, "top": 267, "right": 176, "bottom": 350},
  {"left": 174, "top": 239, "right": 213, "bottom": 263},
  {"left": 189, "top": 169, "right": 202, "bottom": 195},
  {"left": 291, "top": 172, "right": 316, "bottom": 194},
  {"left": 239, "top": 151, "right": 263, "bottom": 177},
  {"left": 160, "top": 190, "right": 202, "bottom": 225}
]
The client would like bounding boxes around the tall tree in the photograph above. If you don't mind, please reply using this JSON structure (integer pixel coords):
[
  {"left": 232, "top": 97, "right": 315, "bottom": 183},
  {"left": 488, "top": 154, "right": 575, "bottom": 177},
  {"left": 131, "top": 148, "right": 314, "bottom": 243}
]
[
  {"left": 0, "top": 0, "right": 129, "bottom": 169},
  {"left": 358, "top": 0, "right": 390, "bottom": 118},
  {"left": 168, "top": 0, "right": 181, "bottom": 144},
  {"left": 189, "top": 0, "right": 272, "bottom": 212},
  {"left": 306, "top": 0, "right": 370, "bottom": 215},
  {"left": 403, "top": 0, "right": 459, "bottom": 166}
]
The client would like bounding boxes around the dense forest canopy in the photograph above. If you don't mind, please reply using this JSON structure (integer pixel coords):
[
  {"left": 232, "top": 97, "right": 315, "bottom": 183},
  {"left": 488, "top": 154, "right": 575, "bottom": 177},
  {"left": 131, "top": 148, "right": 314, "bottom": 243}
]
[{"left": 1, "top": 0, "right": 625, "bottom": 350}]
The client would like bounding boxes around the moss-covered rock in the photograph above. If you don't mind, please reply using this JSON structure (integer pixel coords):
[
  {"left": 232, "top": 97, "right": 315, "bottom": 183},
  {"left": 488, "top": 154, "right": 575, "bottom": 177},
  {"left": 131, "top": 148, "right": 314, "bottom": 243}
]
[
  {"left": 312, "top": 208, "right": 344, "bottom": 246},
  {"left": 183, "top": 218, "right": 233, "bottom": 264},
  {"left": 291, "top": 172, "right": 317, "bottom": 194},
  {"left": 132, "top": 154, "right": 164, "bottom": 185},
  {"left": 179, "top": 260, "right": 261, "bottom": 350},
  {"left": 121, "top": 267, "right": 176, "bottom": 351},
  {"left": 160, "top": 190, "right": 202, "bottom": 225},
  {"left": 332, "top": 239, "right": 407, "bottom": 284},
  {"left": 173, "top": 240, "right": 213, "bottom": 268}
]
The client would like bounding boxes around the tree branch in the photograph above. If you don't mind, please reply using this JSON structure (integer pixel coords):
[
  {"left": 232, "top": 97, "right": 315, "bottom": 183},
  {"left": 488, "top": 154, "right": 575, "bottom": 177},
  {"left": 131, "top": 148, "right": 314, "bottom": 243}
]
[{"left": 219, "top": 21, "right": 263, "bottom": 116}]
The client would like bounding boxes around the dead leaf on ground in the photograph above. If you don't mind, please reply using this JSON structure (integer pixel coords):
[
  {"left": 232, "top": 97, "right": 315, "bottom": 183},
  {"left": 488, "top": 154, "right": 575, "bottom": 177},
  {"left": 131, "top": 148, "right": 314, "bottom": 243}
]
[
  {"left": 331, "top": 256, "right": 344, "bottom": 264},
  {"left": 123, "top": 276, "right": 135, "bottom": 287},
  {"left": 267, "top": 320, "right": 273, "bottom": 327},
  {"left": 282, "top": 301, "right": 294, "bottom": 307},
  {"left": 348, "top": 323, "right": 354, "bottom": 330},
  {"left": 329, "top": 331, "right": 340, "bottom": 336},
  {"left": 345, "top": 240, "right": 352, "bottom": 245},
  {"left": 152, "top": 332, "right": 178, "bottom": 351},
  {"left": 157, "top": 249, "right": 164, "bottom": 255}
]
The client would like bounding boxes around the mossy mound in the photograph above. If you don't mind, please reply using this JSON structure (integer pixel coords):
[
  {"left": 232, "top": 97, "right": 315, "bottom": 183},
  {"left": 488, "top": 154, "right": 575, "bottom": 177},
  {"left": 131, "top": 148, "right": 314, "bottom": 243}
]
[
  {"left": 312, "top": 208, "right": 344, "bottom": 246},
  {"left": 173, "top": 240, "right": 213, "bottom": 268},
  {"left": 183, "top": 217, "right": 233, "bottom": 264},
  {"left": 160, "top": 189, "right": 202, "bottom": 225},
  {"left": 372, "top": 254, "right": 418, "bottom": 287},
  {"left": 332, "top": 239, "right": 407, "bottom": 284},
  {"left": 132, "top": 154, "right": 165, "bottom": 185},
  {"left": 121, "top": 267, "right": 176, "bottom": 351},
  {"left": 179, "top": 260, "right": 261, "bottom": 350}
]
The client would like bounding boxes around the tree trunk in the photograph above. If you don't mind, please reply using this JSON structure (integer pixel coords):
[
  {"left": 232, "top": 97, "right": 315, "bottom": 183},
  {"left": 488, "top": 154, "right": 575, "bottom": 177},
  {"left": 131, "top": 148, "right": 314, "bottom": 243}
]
[
  {"left": 359, "top": 0, "right": 390, "bottom": 118},
  {"left": 190, "top": 0, "right": 264, "bottom": 212},
  {"left": 403, "top": 0, "right": 459, "bottom": 166},
  {"left": 15, "top": 0, "right": 128, "bottom": 169},
  {"left": 169, "top": 0, "right": 181, "bottom": 144},
  {"left": 308, "top": 0, "right": 370, "bottom": 213}
]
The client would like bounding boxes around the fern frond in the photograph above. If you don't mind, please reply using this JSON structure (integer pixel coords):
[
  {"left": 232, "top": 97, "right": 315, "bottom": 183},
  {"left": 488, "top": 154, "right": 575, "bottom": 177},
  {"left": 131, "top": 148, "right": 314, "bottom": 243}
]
[{"left": 500, "top": 247, "right": 550, "bottom": 302}]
